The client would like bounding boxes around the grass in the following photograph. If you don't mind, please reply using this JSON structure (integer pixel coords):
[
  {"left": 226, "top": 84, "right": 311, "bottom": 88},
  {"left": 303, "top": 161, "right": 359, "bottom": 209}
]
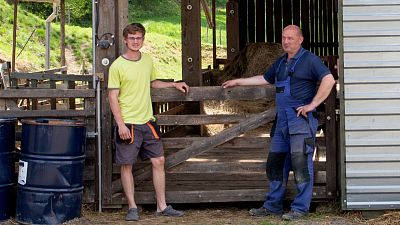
[{"left": 0, "top": 0, "right": 227, "bottom": 81}]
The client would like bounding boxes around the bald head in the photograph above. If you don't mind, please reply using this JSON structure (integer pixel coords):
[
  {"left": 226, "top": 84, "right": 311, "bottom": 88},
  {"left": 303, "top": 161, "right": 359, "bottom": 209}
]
[
  {"left": 283, "top": 25, "right": 303, "bottom": 38},
  {"left": 281, "top": 25, "right": 304, "bottom": 58}
]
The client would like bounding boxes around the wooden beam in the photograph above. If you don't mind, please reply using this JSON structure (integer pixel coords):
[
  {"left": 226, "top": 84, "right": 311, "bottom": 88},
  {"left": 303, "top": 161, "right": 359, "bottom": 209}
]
[
  {"left": 11, "top": 73, "right": 94, "bottom": 81},
  {"left": 226, "top": 0, "right": 240, "bottom": 60},
  {"left": 200, "top": 0, "right": 214, "bottom": 28},
  {"left": 156, "top": 114, "right": 259, "bottom": 125},
  {"left": 134, "top": 109, "right": 275, "bottom": 182},
  {"left": 0, "top": 89, "right": 95, "bottom": 98},
  {"left": 151, "top": 86, "right": 275, "bottom": 102},
  {"left": 0, "top": 109, "right": 95, "bottom": 117},
  {"left": 181, "top": 0, "right": 201, "bottom": 85}
]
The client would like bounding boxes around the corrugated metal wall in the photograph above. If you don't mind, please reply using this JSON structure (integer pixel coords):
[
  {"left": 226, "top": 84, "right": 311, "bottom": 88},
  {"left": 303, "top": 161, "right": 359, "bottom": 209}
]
[{"left": 341, "top": 0, "right": 400, "bottom": 209}]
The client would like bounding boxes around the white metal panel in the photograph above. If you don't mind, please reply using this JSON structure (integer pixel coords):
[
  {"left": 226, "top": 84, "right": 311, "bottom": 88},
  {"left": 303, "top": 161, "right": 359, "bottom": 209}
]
[
  {"left": 345, "top": 115, "right": 400, "bottom": 130},
  {"left": 344, "top": 83, "right": 400, "bottom": 99},
  {"left": 344, "top": 52, "right": 400, "bottom": 67},
  {"left": 344, "top": 0, "right": 400, "bottom": 5},
  {"left": 346, "top": 193, "right": 400, "bottom": 209},
  {"left": 344, "top": 68, "right": 400, "bottom": 83},
  {"left": 343, "top": 5, "right": 400, "bottom": 21},
  {"left": 346, "top": 162, "right": 400, "bottom": 177},
  {"left": 346, "top": 146, "right": 400, "bottom": 161},
  {"left": 345, "top": 130, "right": 400, "bottom": 146},
  {"left": 344, "top": 37, "right": 400, "bottom": 52},
  {"left": 345, "top": 100, "right": 400, "bottom": 114},
  {"left": 343, "top": 21, "right": 400, "bottom": 36}
]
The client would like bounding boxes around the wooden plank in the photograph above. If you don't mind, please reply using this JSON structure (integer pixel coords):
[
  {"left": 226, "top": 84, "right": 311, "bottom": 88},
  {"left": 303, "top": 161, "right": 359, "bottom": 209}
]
[
  {"left": 11, "top": 73, "right": 94, "bottom": 81},
  {"left": 0, "top": 109, "right": 95, "bottom": 117},
  {"left": 325, "top": 87, "right": 338, "bottom": 199},
  {"left": 333, "top": 0, "right": 338, "bottom": 55},
  {"left": 156, "top": 114, "right": 260, "bottom": 125},
  {"left": 112, "top": 186, "right": 327, "bottom": 204},
  {"left": 226, "top": 0, "right": 240, "bottom": 60},
  {"left": 0, "top": 89, "right": 95, "bottom": 98},
  {"left": 301, "top": 0, "right": 310, "bottom": 50},
  {"left": 238, "top": 0, "right": 247, "bottom": 50},
  {"left": 151, "top": 86, "right": 275, "bottom": 102},
  {"left": 248, "top": 0, "right": 255, "bottom": 43},
  {"left": 181, "top": 0, "right": 201, "bottom": 86},
  {"left": 265, "top": 0, "right": 274, "bottom": 42},
  {"left": 162, "top": 136, "right": 325, "bottom": 149},
  {"left": 157, "top": 104, "right": 184, "bottom": 115},
  {"left": 274, "top": 0, "right": 282, "bottom": 42},
  {"left": 293, "top": 0, "right": 300, "bottom": 26},
  {"left": 200, "top": 0, "right": 214, "bottom": 28},
  {"left": 255, "top": 0, "right": 265, "bottom": 42},
  {"left": 30, "top": 79, "right": 38, "bottom": 110},
  {"left": 282, "top": 0, "right": 292, "bottom": 27},
  {"left": 310, "top": 0, "right": 316, "bottom": 53},
  {"left": 134, "top": 109, "right": 276, "bottom": 182}
]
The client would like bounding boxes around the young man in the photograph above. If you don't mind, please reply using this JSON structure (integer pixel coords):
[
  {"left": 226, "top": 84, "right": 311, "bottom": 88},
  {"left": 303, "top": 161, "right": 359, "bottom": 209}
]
[
  {"left": 222, "top": 25, "right": 335, "bottom": 221},
  {"left": 108, "top": 23, "right": 188, "bottom": 221}
]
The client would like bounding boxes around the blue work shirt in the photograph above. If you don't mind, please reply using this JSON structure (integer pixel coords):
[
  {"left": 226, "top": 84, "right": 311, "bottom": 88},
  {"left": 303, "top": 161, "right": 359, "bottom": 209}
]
[{"left": 263, "top": 47, "right": 331, "bottom": 102}]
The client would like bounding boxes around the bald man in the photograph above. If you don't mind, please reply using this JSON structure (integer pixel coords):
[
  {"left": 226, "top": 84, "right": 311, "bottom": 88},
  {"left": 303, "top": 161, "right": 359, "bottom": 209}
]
[{"left": 222, "top": 25, "right": 335, "bottom": 221}]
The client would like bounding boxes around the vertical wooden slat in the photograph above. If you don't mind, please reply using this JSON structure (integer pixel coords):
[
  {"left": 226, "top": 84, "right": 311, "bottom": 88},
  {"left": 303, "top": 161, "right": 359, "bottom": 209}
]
[
  {"left": 325, "top": 84, "right": 338, "bottom": 200},
  {"left": 282, "top": 0, "right": 292, "bottom": 27},
  {"left": 301, "top": 0, "right": 310, "bottom": 50},
  {"left": 255, "top": 0, "right": 265, "bottom": 42},
  {"left": 293, "top": 0, "right": 300, "bottom": 26},
  {"left": 319, "top": 0, "right": 324, "bottom": 56},
  {"left": 226, "top": 0, "right": 240, "bottom": 61},
  {"left": 212, "top": 0, "right": 217, "bottom": 69},
  {"left": 333, "top": 0, "right": 338, "bottom": 56},
  {"left": 274, "top": 0, "right": 283, "bottom": 42},
  {"left": 50, "top": 80, "right": 56, "bottom": 109},
  {"left": 68, "top": 81, "right": 76, "bottom": 109},
  {"left": 266, "top": 0, "right": 274, "bottom": 42},
  {"left": 310, "top": 0, "right": 316, "bottom": 54},
  {"left": 248, "top": 0, "right": 255, "bottom": 43},
  {"left": 181, "top": 0, "right": 201, "bottom": 86},
  {"left": 327, "top": 0, "right": 333, "bottom": 56},
  {"left": 31, "top": 79, "right": 38, "bottom": 110},
  {"left": 238, "top": 0, "right": 248, "bottom": 50}
]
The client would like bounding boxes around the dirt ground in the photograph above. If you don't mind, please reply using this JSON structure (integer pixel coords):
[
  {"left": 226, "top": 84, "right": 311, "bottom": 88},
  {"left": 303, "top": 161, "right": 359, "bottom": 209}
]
[{"left": 2, "top": 203, "right": 399, "bottom": 225}]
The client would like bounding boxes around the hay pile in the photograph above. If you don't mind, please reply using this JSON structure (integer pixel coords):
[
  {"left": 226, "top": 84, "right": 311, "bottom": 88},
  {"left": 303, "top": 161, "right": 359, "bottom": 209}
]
[{"left": 204, "top": 42, "right": 283, "bottom": 135}]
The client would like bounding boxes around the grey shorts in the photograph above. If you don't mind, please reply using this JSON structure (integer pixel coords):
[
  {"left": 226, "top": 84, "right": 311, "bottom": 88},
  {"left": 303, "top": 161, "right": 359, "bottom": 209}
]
[{"left": 115, "top": 121, "right": 164, "bottom": 165}]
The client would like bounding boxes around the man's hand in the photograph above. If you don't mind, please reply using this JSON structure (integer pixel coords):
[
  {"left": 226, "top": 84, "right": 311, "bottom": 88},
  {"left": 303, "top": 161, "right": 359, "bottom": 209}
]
[
  {"left": 221, "top": 79, "right": 240, "bottom": 88},
  {"left": 296, "top": 103, "right": 316, "bottom": 118},
  {"left": 173, "top": 82, "right": 189, "bottom": 93},
  {"left": 118, "top": 124, "right": 131, "bottom": 140}
]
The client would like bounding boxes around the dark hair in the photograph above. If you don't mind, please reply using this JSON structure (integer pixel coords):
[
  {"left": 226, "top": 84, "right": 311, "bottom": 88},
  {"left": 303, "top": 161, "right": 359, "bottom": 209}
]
[{"left": 123, "top": 23, "right": 146, "bottom": 38}]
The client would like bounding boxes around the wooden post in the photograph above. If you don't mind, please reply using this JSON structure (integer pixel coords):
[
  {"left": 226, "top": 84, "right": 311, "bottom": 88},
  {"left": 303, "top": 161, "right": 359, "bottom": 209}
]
[
  {"left": 95, "top": 0, "right": 128, "bottom": 205},
  {"left": 12, "top": 0, "right": 19, "bottom": 72},
  {"left": 181, "top": 0, "right": 201, "bottom": 86},
  {"left": 226, "top": 0, "right": 239, "bottom": 61}
]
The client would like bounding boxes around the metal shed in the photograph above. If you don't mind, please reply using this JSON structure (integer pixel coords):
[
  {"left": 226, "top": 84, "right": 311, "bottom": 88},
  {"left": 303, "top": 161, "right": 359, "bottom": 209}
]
[{"left": 340, "top": 0, "right": 400, "bottom": 210}]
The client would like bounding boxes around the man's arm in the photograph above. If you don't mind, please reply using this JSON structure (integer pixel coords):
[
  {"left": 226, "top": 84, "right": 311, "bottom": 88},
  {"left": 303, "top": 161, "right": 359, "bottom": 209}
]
[
  {"left": 151, "top": 80, "right": 189, "bottom": 93},
  {"left": 296, "top": 74, "right": 336, "bottom": 117},
  {"left": 221, "top": 75, "right": 270, "bottom": 88},
  {"left": 108, "top": 89, "right": 131, "bottom": 140}
]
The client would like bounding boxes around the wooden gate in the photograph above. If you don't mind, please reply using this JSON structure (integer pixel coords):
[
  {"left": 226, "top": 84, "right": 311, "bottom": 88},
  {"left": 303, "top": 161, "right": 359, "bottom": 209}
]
[{"left": 102, "top": 82, "right": 337, "bottom": 207}]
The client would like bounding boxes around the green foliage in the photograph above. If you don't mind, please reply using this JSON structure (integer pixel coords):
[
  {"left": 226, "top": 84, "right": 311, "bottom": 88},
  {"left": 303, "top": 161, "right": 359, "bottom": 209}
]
[{"left": 129, "top": 0, "right": 180, "bottom": 19}]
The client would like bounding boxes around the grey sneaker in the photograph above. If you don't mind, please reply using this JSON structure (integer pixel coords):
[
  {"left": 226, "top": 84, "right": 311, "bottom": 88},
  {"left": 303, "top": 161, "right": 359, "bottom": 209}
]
[
  {"left": 282, "top": 210, "right": 308, "bottom": 221},
  {"left": 249, "top": 207, "right": 282, "bottom": 217},
  {"left": 155, "top": 205, "right": 184, "bottom": 217},
  {"left": 126, "top": 208, "right": 139, "bottom": 221}
]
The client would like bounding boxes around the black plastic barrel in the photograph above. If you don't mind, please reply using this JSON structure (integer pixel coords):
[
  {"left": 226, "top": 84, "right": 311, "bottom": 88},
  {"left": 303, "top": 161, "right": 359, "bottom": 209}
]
[
  {"left": 16, "top": 119, "right": 86, "bottom": 225},
  {"left": 0, "top": 118, "right": 16, "bottom": 222}
]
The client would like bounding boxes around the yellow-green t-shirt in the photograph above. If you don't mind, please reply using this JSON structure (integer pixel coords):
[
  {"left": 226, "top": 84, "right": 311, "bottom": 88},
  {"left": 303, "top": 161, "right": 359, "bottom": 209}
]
[{"left": 108, "top": 53, "right": 156, "bottom": 124}]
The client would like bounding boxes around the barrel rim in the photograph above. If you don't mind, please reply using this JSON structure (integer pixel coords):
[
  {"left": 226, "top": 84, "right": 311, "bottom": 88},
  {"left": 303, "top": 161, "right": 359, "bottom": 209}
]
[
  {"left": 0, "top": 118, "right": 17, "bottom": 122},
  {"left": 21, "top": 118, "right": 86, "bottom": 127}
]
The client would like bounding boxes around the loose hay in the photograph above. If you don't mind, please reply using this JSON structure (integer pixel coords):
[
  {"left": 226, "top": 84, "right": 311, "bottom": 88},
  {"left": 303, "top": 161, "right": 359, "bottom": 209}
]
[{"left": 204, "top": 43, "right": 283, "bottom": 135}]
